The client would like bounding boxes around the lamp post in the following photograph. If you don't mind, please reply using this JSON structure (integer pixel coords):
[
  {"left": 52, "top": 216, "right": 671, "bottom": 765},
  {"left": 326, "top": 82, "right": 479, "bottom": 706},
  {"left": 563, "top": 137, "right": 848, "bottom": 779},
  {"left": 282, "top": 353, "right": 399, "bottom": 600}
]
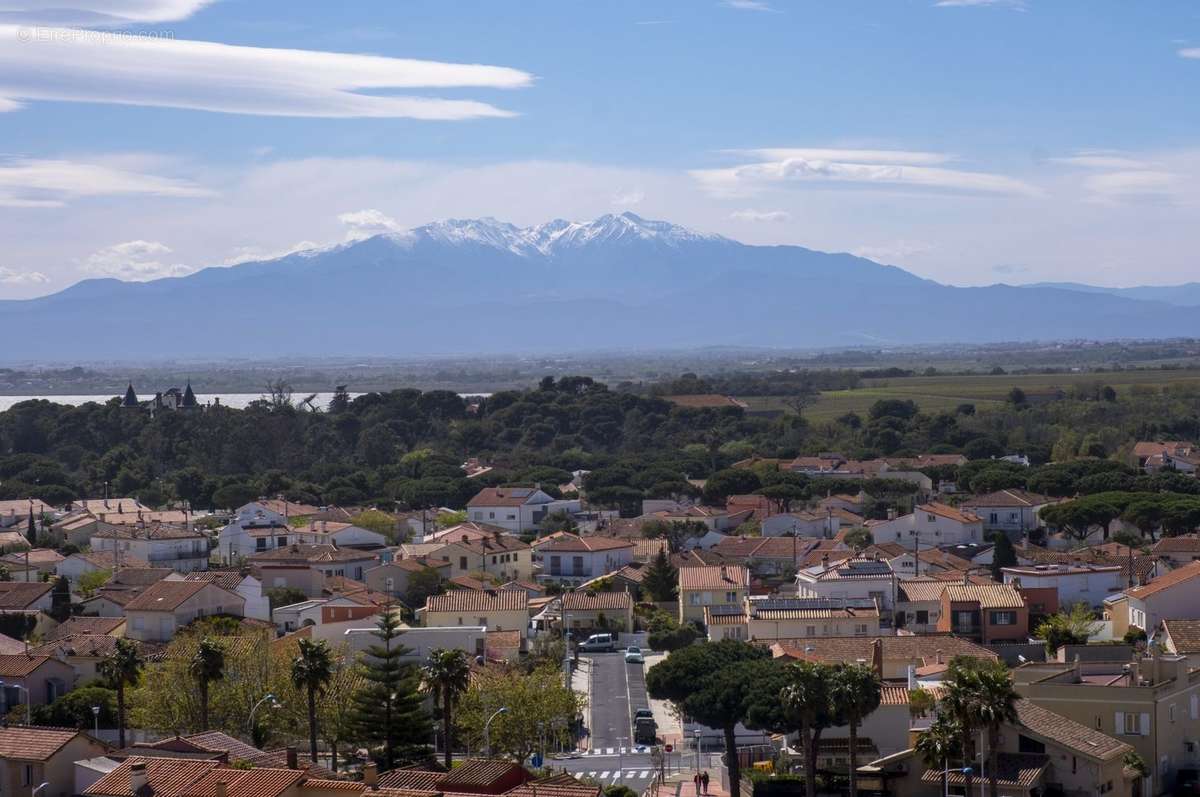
[
  {"left": 91, "top": 705, "right": 100, "bottom": 736},
  {"left": 694, "top": 729, "right": 702, "bottom": 774},
  {"left": 247, "top": 693, "right": 281, "bottom": 733},
  {"left": 0, "top": 681, "right": 30, "bottom": 724},
  {"left": 32, "top": 782, "right": 49, "bottom": 797},
  {"left": 483, "top": 707, "right": 508, "bottom": 758}
]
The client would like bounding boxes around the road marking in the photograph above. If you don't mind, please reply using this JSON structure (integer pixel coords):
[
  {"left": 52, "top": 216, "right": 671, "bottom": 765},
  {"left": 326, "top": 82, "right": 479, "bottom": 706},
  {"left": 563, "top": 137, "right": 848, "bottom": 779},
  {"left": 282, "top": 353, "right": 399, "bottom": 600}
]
[
  {"left": 598, "top": 771, "right": 610, "bottom": 779},
  {"left": 639, "top": 771, "right": 650, "bottom": 778}
]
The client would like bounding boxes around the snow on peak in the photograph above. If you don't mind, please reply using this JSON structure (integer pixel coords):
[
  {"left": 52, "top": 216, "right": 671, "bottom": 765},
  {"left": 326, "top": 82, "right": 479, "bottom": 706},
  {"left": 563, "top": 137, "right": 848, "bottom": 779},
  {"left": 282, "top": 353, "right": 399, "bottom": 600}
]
[{"left": 397, "top": 213, "right": 725, "bottom": 257}]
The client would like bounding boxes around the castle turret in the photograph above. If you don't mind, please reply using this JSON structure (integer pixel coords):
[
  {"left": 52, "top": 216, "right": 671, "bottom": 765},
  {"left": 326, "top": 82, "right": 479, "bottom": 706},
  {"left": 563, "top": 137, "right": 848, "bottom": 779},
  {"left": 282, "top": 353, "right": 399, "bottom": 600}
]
[
  {"left": 121, "top": 383, "right": 139, "bottom": 408},
  {"left": 182, "top": 381, "right": 198, "bottom": 408}
]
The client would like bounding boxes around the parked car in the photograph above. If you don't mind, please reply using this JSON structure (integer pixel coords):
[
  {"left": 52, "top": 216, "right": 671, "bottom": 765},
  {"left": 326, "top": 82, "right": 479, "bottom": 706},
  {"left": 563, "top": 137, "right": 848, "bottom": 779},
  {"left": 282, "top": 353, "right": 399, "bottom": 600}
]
[
  {"left": 578, "top": 633, "right": 615, "bottom": 652},
  {"left": 624, "top": 645, "right": 644, "bottom": 664}
]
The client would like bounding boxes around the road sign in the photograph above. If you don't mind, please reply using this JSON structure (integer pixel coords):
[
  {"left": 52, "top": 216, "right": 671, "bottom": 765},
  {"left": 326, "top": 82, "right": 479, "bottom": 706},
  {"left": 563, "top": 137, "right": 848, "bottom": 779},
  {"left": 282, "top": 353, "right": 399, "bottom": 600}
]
[{"left": 665, "top": 744, "right": 673, "bottom": 753}]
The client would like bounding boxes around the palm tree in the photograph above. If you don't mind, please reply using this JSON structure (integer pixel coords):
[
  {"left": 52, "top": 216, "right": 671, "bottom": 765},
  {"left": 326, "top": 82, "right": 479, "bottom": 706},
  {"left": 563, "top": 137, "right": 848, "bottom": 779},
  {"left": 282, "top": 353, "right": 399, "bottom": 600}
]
[
  {"left": 780, "top": 661, "right": 832, "bottom": 797},
  {"left": 915, "top": 713, "right": 962, "bottom": 797},
  {"left": 969, "top": 661, "right": 1019, "bottom": 797},
  {"left": 829, "top": 663, "right": 882, "bottom": 797},
  {"left": 291, "top": 638, "right": 335, "bottom": 765},
  {"left": 421, "top": 648, "right": 471, "bottom": 769},
  {"left": 189, "top": 638, "right": 225, "bottom": 730},
  {"left": 98, "top": 638, "right": 142, "bottom": 748}
]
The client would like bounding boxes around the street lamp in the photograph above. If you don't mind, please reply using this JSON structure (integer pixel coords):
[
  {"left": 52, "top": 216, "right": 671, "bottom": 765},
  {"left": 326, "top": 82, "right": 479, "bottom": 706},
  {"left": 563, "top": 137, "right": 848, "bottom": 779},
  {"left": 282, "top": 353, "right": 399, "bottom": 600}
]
[
  {"left": 694, "top": 729, "right": 702, "bottom": 774},
  {"left": 483, "top": 707, "right": 508, "bottom": 758},
  {"left": 247, "top": 693, "right": 281, "bottom": 732},
  {"left": 91, "top": 705, "right": 100, "bottom": 736},
  {"left": 32, "top": 782, "right": 49, "bottom": 797},
  {"left": 0, "top": 681, "right": 30, "bottom": 724}
]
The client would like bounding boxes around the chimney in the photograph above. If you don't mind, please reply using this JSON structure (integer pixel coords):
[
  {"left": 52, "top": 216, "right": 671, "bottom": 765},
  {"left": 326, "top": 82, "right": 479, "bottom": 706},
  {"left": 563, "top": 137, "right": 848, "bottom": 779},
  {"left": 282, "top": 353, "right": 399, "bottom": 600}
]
[
  {"left": 821, "top": 553, "right": 830, "bottom": 568},
  {"left": 935, "top": 649, "right": 944, "bottom": 665},
  {"left": 907, "top": 664, "right": 917, "bottom": 690},
  {"left": 462, "top": 534, "right": 469, "bottom": 544},
  {"left": 130, "top": 762, "right": 148, "bottom": 794},
  {"left": 363, "top": 763, "right": 378, "bottom": 788},
  {"left": 215, "top": 782, "right": 228, "bottom": 797},
  {"left": 871, "top": 638, "right": 883, "bottom": 678},
  {"left": 963, "top": 571, "right": 969, "bottom": 586},
  {"left": 286, "top": 746, "right": 298, "bottom": 770},
  {"left": 887, "top": 507, "right": 897, "bottom": 521}
]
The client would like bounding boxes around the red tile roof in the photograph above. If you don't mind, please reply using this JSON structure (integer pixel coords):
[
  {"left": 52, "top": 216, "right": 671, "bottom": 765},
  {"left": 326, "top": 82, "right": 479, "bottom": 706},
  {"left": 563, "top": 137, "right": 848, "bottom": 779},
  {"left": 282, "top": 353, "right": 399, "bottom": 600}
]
[
  {"left": 84, "top": 757, "right": 220, "bottom": 797},
  {"left": 0, "top": 725, "right": 87, "bottom": 760},
  {"left": 426, "top": 590, "right": 529, "bottom": 613},
  {"left": 0, "top": 581, "right": 52, "bottom": 608},
  {"left": 560, "top": 592, "right": 633, "bottom": 612},
  {"left": 679, "top": 564, "right": 749, "bottom": 590},
  {"left": 467, "top": 487, "right": 543, "bottom": 508},
  {"left": 1127, "top": 559, "right": 1200, "bottom": 599},
  {"left": 124, "top": 580, "right": 212, "bottom": 612}
]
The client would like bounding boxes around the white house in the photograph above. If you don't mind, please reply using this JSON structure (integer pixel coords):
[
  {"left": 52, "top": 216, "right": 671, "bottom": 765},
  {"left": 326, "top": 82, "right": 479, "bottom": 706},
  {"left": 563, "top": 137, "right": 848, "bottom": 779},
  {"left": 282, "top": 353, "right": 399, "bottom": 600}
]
[
  {"left": 1001, "top": 563, "right": 1125, "bottom": 610},
  {"left": 215, "top": 521, "right": 292, "bottom": 565},
  {"left": 959, "top": 489, "right": 1056, "bottom": 535},
  {"left": 761, "top": 511, "right": 840, "bottom": 538},
  {"left": 796, "top": 556, "right": 897, "bottom": 620},
  {"left": 123, "top": 580, "right": 244, "bottom": 642},
  {"left": 272, "top": 594, "right": 380, "bottom": 634},
  {"left": 1125, "top": 560, "right": 1200, "bottom": 633},
  {"left": 465, "top": 487, "right": 580, "bottom": 534},
  {"left": 91, "top": 525, "right": 209, "bottom": 572},
  {"left": 56, "top": 551, "right": 151, "bottom": 585},
  {"left": 289, "top": 520, "right": 387, "bottom": 549},
  {"left": 530, "top": 533, "right": 633, "bottom": 584},
  {"left": 869, "top": 502, "right": 984, "bottom": 550},
  {"left": 184, "top": 571, "right": 270, "bottom": 621}
]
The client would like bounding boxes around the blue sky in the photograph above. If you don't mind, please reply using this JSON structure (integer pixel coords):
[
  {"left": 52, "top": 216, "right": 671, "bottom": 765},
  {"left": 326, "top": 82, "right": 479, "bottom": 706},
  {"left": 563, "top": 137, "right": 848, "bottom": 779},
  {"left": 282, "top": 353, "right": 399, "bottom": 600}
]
[{"left": 1, "top": 0, "right": 1199, "bottom": 297}]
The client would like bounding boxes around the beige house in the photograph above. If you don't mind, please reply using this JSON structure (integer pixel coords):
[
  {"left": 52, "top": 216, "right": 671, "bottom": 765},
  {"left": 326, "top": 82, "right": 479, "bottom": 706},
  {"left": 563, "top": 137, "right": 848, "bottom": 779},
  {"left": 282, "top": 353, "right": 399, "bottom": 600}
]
[
  {"left": 1125, "top": 559, "right": 1200, "bottom": 633},
  {"left": 433, "top": 533, "right": 532, "bottom": 583},
  {"left": 705, "top": 596, "right": 881, "bottom": 642},
  {"left": 0, "top": 655, "right": 77, "bottom": 713},
  {"left": 124, "top": 580, "right": 245, "bottom": 642},
  {"left": 559, "top": 591, "right": 634, "bottom": 633},
  {"left": 364, "top": 558, "right": 448, "bottom": 599},
  {"left": 424, "top": 589, "right": 530, "bottom": 638},
  {"left": 248, "top": 544, "right": 378, "bottom": 597},
  {"left": 771, "top": 634, "right": 997, "bottom": 679},
  {"left": 679, "top": 564, "right": 749, "bottom": 626},
  {"left": 1015, "top": 654, "right": 1200, "bottom": 795},
  {"left": 0, "top": 726, "right": 108, "bottom": 797},
  {"left": 1152, "top": 535, "right": 1200, "bottom": 567}
]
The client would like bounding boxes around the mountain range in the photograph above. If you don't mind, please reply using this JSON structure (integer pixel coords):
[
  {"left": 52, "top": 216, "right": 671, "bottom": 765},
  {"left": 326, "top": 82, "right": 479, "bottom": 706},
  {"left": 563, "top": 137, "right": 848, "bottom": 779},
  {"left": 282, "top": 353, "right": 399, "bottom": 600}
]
[{"left": 3, "top": 212, "right": 1198, "bottom": 360}]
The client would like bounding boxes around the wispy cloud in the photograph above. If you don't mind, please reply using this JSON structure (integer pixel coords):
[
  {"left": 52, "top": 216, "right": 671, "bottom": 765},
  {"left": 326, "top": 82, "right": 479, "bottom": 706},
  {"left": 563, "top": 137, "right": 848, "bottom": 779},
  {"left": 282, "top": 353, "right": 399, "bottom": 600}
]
[
  {"left": 611, "top": 188, "right": 645, "bottom": 207},
  {"left": 933, "top": 0, "right": 1026, "bottom": 9},
  {"left": 81, "top": 240, "right": 192, "bottom": 280},
  {"left": 1051, "top": 150, "right": 1180, "bottom": 204},
  {"left": 852, "top": 240, "right": 934, "bottom": 262},
  {"left": 730, "top": 208, "right": 790, "bottom": 222},
  {"left": 1049, "top": 151, "right": 1153, "bottom": 170},
  {"left": 0, "top": 266, "right": 49, "bottom": 284},
  {"left": 0, "top": 156, "right": 211, "bottom": 207},
  {"left": 0, "top": 26, "right": 533, "bottom": 119},
  {"left": 0, "top": 0, "right": 214, "bottom": 25},
  {"left": 721, "top": 0, "right": 777, "bottom": 11},
  {"left": 693, "top": 147, "right": 1038, "bottom": 198},
  {"left": 1179, "top": 48, "right": 1200, "bottom": 59}
]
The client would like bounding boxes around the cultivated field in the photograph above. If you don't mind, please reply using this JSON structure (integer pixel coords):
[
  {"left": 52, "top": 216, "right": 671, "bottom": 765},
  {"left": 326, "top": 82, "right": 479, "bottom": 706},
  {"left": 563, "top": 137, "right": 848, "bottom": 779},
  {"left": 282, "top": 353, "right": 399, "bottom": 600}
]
[{"left": 738, "top": 369, "right": 1200, "bottom": 423}]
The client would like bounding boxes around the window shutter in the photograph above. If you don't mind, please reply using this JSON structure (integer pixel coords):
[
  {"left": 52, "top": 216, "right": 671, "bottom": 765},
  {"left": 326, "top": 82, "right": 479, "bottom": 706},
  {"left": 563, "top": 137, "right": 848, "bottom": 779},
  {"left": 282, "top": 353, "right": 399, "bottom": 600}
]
[
  {"left": 1140, "top": 713, "right": 1151, "bottom": 736},
  {"left": 1115, "top": 712, "right": 1124, "bottom": 733}
]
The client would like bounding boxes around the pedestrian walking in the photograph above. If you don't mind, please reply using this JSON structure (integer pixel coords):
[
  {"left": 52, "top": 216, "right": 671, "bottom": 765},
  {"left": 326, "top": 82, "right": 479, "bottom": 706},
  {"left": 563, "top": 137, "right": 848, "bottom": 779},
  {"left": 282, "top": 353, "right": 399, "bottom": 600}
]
[
  {"left": 693, "top": 773, "right": 701, "bottom": 794},
  {"left": 701, "top": 771, "right": 709, "bottom": 794}
]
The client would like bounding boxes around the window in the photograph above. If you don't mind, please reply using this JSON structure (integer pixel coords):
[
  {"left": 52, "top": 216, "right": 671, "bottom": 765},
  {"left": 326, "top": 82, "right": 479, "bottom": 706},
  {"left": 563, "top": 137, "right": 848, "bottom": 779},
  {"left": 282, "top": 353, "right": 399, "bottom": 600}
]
[
  {"left": 276, "top": 536, "right": 287, "bottom": 548},
  {"left": 806, "top": 625, "right": 816, "bottom": 636},
  {"left": 916, "top": 610, "right": 929, "bottom": 624},
  {"left": 689, "top": 593, "right": 701, "bottom": 606},
  {"left": 255, "top": 538, "right": 266, "bottom": 551},
  {"left": 459, "top": 557, "right": 467, "bottom": 570},
  {"left": 989, "top": 513, "right": 998, "bottom": 524},
  {"left": 855, "top": 624, "right": 868, "bottom": 635},
  {"left": 725, "top": 591, "right": 737, "bottom": 603},
  {"left": 489, "top": 512, "right": 495, "bottom": 519},
  {"left": 990, "top": 611, "right": 1016, "bottom": 625},
  {"left": 1124, "top": 713, "right": 1138, "bottom": 735},
  {"left": 926, "top": 514, "right": 936, "bottom": 523},
  {"left": 133, "top": 616, "right": 145, "bottom": 631},
  {"left": 22, "top": 764, "right": 32, "bottom": 786},
  {"left": 1170, "top": 704, "right": 1176, "bottom": 722}
]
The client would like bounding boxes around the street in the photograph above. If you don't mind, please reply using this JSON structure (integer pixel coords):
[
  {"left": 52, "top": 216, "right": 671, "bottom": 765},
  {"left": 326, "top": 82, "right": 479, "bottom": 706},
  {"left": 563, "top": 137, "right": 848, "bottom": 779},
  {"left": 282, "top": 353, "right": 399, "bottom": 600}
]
[{"left": 557, "top": 651, "right": 665, "bottom": 792}]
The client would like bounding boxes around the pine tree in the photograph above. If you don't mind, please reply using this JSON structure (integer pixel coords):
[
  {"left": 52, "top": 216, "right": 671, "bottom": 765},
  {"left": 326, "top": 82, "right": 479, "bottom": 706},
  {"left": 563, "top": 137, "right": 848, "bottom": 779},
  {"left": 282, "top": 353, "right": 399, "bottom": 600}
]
[
  {"left": 642, "top": 548, "right": 678, "bottom": 602},
  {"left": 351, "top": 606, "right": 431, "bottom": 768}
]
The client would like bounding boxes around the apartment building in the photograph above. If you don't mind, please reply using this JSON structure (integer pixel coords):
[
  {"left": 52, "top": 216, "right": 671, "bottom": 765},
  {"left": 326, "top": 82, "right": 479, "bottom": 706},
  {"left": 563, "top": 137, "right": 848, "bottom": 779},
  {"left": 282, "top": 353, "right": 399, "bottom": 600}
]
[
  {"left": 1015, "top": 654, "right": 1200, "bottom": 795},
  {"left": 704, "top": 596, "right": 880, "bottom": 642}
]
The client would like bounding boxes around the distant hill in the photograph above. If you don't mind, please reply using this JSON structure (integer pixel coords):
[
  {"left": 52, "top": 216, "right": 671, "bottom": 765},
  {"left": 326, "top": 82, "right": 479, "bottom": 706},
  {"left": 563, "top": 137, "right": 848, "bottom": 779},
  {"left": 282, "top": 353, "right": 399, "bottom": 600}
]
[
  {"left": 1023, "top": 281, "right": 1200, "bottom": 307},
  {"left": 2, "top": 213, "right": 1197, "bottom": 359}
]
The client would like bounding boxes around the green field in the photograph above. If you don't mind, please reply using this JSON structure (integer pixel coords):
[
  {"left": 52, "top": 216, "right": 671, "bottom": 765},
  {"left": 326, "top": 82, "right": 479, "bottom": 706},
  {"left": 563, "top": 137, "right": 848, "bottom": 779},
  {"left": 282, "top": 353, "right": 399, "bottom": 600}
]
[{"left": 738, "top": 369, "right": 1200, "bottom": 423}]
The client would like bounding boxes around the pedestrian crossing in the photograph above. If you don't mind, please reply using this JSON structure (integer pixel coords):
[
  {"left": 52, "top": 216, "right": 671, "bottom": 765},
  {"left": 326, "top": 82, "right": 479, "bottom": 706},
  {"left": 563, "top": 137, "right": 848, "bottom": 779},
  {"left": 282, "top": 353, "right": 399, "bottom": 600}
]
[
  {"left": 585, "top": 747, "right": 646, "bottom": 756},
  {"left": 578, "top": 770, "right": 652, "bottom": 781}
]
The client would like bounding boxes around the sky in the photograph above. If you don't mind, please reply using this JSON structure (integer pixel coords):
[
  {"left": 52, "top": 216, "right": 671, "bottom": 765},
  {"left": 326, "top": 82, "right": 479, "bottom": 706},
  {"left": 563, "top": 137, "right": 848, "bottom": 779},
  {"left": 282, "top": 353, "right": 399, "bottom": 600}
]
[{"left": 1, "top": 0, "right": 1199, "bottom": 298}]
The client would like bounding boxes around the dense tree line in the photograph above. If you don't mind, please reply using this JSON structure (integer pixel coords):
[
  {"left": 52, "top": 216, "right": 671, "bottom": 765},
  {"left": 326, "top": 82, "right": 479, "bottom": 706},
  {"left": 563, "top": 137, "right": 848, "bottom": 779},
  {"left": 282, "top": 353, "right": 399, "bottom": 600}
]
[{"left": 1, "top": 373, "right": 1198, "bottom": 516}]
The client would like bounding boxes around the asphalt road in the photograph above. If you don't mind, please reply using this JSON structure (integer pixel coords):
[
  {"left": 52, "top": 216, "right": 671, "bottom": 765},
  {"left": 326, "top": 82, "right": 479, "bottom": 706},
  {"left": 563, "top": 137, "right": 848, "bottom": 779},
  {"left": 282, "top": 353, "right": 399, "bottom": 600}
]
[{"left": 566, "top": 651, "right": 664, "bottom": 791}]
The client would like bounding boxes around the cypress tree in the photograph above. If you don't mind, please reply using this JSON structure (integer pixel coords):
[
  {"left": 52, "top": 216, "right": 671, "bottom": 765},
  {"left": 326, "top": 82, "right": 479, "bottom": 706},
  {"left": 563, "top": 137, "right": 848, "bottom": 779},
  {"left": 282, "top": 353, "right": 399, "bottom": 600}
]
[
  {"left": 26, "top": 507, "right": 37, "bottom": 547},
  {"left": 351, "top": 605, "right": 431, "bottom": 768},
  {"left": 991, "top": 531, "right": 1017, "bottom": 581},
  {"left": 642, "top": 548, "right": 679, "bottom": 602}
]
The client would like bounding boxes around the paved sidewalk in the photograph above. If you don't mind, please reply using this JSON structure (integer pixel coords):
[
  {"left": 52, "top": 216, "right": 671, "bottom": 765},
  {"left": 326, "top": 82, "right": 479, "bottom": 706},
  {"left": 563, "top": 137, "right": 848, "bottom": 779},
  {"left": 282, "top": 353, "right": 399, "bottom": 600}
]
[
  {"left": 643, "top": 653, "right": 682, "bottom": 745},
  {"left": 570, "top": 656, "right": 592, "bottom": 751}
]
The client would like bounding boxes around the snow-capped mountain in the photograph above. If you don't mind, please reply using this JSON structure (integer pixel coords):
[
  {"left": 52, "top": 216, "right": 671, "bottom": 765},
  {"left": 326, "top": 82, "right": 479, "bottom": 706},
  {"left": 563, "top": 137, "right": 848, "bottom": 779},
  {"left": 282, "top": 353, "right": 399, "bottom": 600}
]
[
  {"left": 2, "top": 213, "right": 1196, "bottom": 359},
  {"left": 395, "top": 212, "right": 728, "bottom": 257}
]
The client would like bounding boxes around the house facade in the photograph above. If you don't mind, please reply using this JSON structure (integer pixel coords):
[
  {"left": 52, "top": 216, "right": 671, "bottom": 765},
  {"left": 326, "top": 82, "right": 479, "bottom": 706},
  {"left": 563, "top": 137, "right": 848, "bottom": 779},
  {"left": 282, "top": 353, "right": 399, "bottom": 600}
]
[
  {"left": 433, "top": 533, "right": 532, "bottom": 583},
  {"left": 92, "top": 525, "right": 209, "bottom": 572},
  {"left": 531, "top": 534, "right": 633, "bottom": 584},
  {"left": 1125, "top": 560, "right": 1200, "bottom": 633},
  {"left": 466, "top": 487, "right": 580, "bottom": 534},
  {"left": 679, "top": 564, "right": 749, "bottom": 626},
  {"left": 937, "top": 582, "right": 1028, "bottom": 643},
  {"left": 0, "top": 727, "right": 108, "bottom": 797},
  {"left": 869, "top": 502, "right": 985, "bottom": 549},
  {"left": 959, "top": 489, "right": 1055, "bottom": 534},
  {"left": 1001, "top": 563, "right": 1124, "bottom": 611},
  {"left": 123, "top": 580, "right": 245, "bottom": 642},
  {"left": 423, "top": 590, "right": 530, "bottom": 638}
]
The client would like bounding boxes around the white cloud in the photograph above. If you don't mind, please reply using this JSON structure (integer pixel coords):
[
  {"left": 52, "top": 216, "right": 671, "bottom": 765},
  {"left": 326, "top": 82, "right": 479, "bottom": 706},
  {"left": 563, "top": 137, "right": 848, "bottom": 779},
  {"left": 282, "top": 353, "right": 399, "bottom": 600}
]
[
  {"left": 611, "top": 189, "right": 645, "bottom": 207},
  {"left": 81, "top": 239, "right": 192, "bottom": 280},
  {"left": 693, "top": 148, "right": 1039, "bottom": 198},
  {"left": 0, "top": 156, "right": 210, "bottom": 207},
  {"left": 337, "top": 208, "right": 404, "bottom": 239},
  {"left": 1179, "top": 48, "right": 1200, "bottom": 59},
  {"left": 1082, "top": 170, "right": 1179, "bottom": 202},
  {"left": 0, "top": 25, "right": 533, "bottom": 119},
  {"left": 722, "top": 0, "right": 776, "bottom": 10},
  {"left": 730, "top": 208, "right": 790, "bottom": 222},
  {"left": 0, "top": 1, "right": 214, "bottom": 25},
  {"left": 852, "top": 240, "right": 934, "bottom": 262},
  {"left": 0, "top": 266, "right": 48, "bottom": 284},
  {"left": 1050, "top": 152, "right": 1153, "bottom": 170}
]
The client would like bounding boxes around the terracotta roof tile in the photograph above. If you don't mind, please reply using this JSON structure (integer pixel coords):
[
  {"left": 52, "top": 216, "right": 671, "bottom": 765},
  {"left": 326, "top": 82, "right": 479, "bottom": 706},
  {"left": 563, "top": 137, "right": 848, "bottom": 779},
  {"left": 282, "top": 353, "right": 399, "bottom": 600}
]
[
  {"left": 0, "top": 581, "right": 52, "bottom": 608},
  {"left": 943, "top": 583, "right": 1026, "bottom": 609},
  {"left": 84, "top": 757, "right": 220, "bottom": 797},
  {"left": 0, "top": 725, "right": 84, "bottom": 760},
  {"left": 560, "top": 592, "right": 633, "bottom": 612},
  {"left": 679, "top": 565, "right": 749, "bottom": 590},
  {"left": 1014, "top": 699, "right": 1130, "bottom": 761},
  {"left": 1127, "top": 559, "right": 1200, "bottom": 599},
  {"left": 1162, "top": 619, "right": 1200, "bottom": 654},
  {"left": 124, "top": 580, "right": 212, "bottom": 612},
  {"left": 427, "top": 590, "right": 528, "bottom": 613}
]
